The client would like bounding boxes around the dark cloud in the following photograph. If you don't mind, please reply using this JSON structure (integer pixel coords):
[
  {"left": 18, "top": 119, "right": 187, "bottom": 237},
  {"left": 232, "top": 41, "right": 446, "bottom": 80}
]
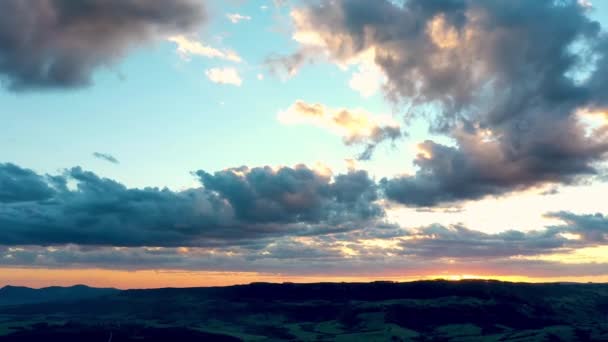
[
  {"left": 1, "top": 218, "right": 607, "bottom": 277},
  {"left": 288, "top": 0, "right": 608, "bottom": 206},
  {"left": 546, "top": 211, "right": 608, "bottom": 243},
  {"left": 92, "top": 152, "right": 119, "bottom": 164},
  {"left": 0, "top": 0, "right": 206, "bottom": 90},
  {"left": 196, "top": 165, "right": 382, "bottom": 224},
  {"left": 0, "top": 163, "right": 55, "bottom": 203},
  {"left": 0, "top": 164, "right": 606, "bottom": 276},
  {"left": 0, "top": 164, "right": 383, "bottom": 247},
  {"left": 382, "top": 130, "right": 608, "bottom": 206},
  {"left": 356, "top": 125, "right": 402, "bottom": 160}
]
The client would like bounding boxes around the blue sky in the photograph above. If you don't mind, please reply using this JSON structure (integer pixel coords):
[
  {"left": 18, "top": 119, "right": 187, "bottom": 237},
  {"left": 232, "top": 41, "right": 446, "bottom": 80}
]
[
  {"left": 0, "top": 0, "right": 410, "bottom": 189},
  {"left": 4, "top": 0, "right": 606, "bottom": 189}
]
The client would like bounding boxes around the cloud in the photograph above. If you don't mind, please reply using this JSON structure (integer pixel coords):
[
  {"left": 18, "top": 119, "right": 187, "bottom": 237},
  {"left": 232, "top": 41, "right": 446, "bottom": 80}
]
[
  {"left": 168, "top": 35, "right": 242, "bottom": 63},
  {"left": 1, "top": 213, "right": 607, "bottom": 278},
  {"left": 0, "top": 0, "right": 206, "bottom": 91},
  {"left": 0, "top": 164, "right": 383, "bottom": 247},
  {"left": 92, "top": 152, "right": 119, "bottom": 165},
  {"left": 349, "top": 61, "right": 386, "bottom": 98},
  {"left": 278, "top": 100, "right": 402, "bottom": 160},
  {"left": 545, "top": 211, "right": 608, "bottom": 243},
  {"left": 1, "top": 163, "right": 607, "bottom": 277},
  {"left": 382, "top": 124, "right": 608, "bottom": 206},
  {"left": 0, "top": 163, "right": 55, "bottom": 203},
  {"left": 282, "top": 0, "right": 608, "bottom": 206},
  {"left": 195, "top": 165, "right": 382, "bottom": 224},
  {"left": 383, "top": 211, "right": 608, "bottom": 261},
  {"left": 226, "top": 13, "right": 252, "bottom": 24},
  {"left": 205, "top": 67, "right": 243, "bottom": 86}
]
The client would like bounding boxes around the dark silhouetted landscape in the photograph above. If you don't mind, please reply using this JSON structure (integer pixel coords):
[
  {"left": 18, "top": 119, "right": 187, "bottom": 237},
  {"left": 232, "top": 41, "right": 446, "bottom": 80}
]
[
  {"left": 0, "top": 280, "right": 607, "bottom": 341},
  {"left": 2, "top": 0, "right": 608, "bottom": 340}
]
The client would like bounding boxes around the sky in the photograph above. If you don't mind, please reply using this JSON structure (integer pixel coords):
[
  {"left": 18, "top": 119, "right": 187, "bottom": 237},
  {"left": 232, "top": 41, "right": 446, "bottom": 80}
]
[{"left": 1, "top": 0, "right": 608, "bottom": 288}]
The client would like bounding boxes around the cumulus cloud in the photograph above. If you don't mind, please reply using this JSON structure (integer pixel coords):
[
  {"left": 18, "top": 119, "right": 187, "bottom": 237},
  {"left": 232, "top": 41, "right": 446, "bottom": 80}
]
[
  {"left": 168, "top": 35, "right": 242, "bottom": 63},
  {"left": 283, "top": 0, "right": 608, "bottom": 206},
  {"left": 205, "top": 67, "right": 243, "bottom": 86},
  {"left": 382, "top": 123, "right": 608, "bottom": 206},
  {"left": 0, "top": 0, "right": 206, "bottom": 91},
  {"left": 1, "top": 162, "right": 607, "bottom": 276},
  {"left": 195, "top": 165, "right": 382, "bottom": 224},
  {"left": 0, "top": 164, "right": 55, "bottom": 203},
  {"left": 0, "top": 164, "right": 383, "bottom": 247},
  {"left": 92, "top": 152, "right": 119, "bottom": 164},
  {"left": 278, "top": 100, "right": 402, "bottom": 160},
  {"left": 226, "top": 13, "right": 251, "bottom": 24}
]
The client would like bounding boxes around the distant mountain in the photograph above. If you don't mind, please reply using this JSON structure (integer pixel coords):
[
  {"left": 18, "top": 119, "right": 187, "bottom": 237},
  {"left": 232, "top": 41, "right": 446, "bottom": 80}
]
[{"left": 0, "top": 284, "right": 118, "bottom": 306}]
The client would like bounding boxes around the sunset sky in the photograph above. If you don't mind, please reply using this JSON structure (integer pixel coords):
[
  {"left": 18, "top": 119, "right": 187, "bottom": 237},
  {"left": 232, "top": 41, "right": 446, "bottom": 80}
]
[{"left": 1, "top": 0, "right": 608, "bottom": 288}]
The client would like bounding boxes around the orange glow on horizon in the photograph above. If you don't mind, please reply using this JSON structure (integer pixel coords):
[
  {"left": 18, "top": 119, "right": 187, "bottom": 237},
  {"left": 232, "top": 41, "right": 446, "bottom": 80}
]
[{"left": 1, "top": 268, "right": 607, "bottom": 289}]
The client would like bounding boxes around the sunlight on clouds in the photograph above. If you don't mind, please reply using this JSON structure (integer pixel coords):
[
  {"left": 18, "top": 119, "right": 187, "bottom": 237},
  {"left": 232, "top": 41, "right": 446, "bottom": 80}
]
[
  {"left": 223, "top": 167, "right": 248, "bottom": 178},
  {"left": 427, "top": 14, "right": 459, "bottom": 49},
  {"left": 291, "top": 9, "right": 387, "bottom": 97},
  {"left": 205, "top": 67, "right": 243, "bottom": 86},
  {"left": 278, "top": 100, "right": 400, "bottom": 144},
  {"left": 168, "top": 35, "right": 242, "bottom": 63},
  {"left": 414, "top": 143, "right": 433, "bottom": 160},
  {"left": 345, "top": 159, "right": 357, "bottom": 172},
  {"left": 311, "top": 161, "right": 334, "bottom": 178},
  {"left": 359, "top": 239, "right": 403, "bottom": 250},
  {"left": 290, "top": 10, "right": 326, "bottom": 47},
  {"left": 512, "top": 245, "right": 608, "bottom": 264},
  {"left": 387, "top": 183, "right": 608, "bottom": 233},
  {"left": 560, "top": 233, "right": 583, "bottom": 240},
  {"left": 339, "top": 245, "right": 359, "bottom": 257},
  {"left": 290, "top": 9, "right": 380, "bottom": 68},
  {"left": 577, "top": 107, "right": 608, "bottom": 137}
]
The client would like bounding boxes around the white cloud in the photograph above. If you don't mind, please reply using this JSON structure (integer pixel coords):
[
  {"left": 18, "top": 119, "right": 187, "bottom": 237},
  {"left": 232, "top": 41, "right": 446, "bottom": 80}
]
[
  {"left": 205, "top": 67, "right": 243, "bottom": 86},
  {"left": 168, "top": 35, "right": 242, "bottom": 63},
  {"left": 289, "top": 10, "right": 387, "bottom": 97},
  {"left": 578, "top": 0, "right": 593, "bottom": 9},
  {"left": 226, "top": 13, "right": 252, "bottom": 24},
  {"left": 349, "top": 62, "right": 386, "bottom": 98},
  {"left": 257, "top": 73, "right": 264, "bottom": 80}
]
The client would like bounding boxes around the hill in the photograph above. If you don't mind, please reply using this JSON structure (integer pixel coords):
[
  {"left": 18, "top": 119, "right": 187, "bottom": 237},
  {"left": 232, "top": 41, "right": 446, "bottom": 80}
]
[
  {"left": 0, "top": 285, "right": 118, "bottom": 306},
  {"left": 0, "top": 280, "right": 607, "bottom": 341}
]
